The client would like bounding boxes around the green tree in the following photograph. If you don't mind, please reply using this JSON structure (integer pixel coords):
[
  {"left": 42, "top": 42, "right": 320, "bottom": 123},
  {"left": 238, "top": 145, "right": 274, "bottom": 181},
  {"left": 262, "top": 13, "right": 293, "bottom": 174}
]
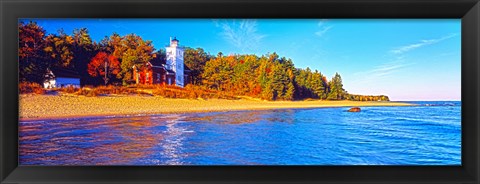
[
  {"left": 285, "top": 82, "right": 295, "bottom": 100},
  {"left": 202, "top": 55, "right": 233, "bottom": 90},
  {"left": 327, "top": 72, "right": 346, "bottom": 100},
  {"left": 43, "top": 29, "right": 74, "bottom": 68},
  {"left": 109, "top": 33, "right": 154, "bottom": 85},
  {"left": 184, "top": 47, "right": 211, "bottom": 85},
  {"left": 233, "top": 54, "right": 260, "bottom": 95},
  {"left": 311, "top": 70, "right": 326, "bottom": 99},
  {"left": 71, "top": 28, "right": 96, "bottom": 86},
  {"left": 261, "top": 82, "right": 275, "bottom": 100}
]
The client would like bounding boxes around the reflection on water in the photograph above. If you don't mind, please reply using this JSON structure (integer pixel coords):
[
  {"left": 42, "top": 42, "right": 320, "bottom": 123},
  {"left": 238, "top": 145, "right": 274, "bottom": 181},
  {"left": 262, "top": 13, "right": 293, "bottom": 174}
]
[{"left": 19, "top": 102, "right": 461, "bottom": 165}]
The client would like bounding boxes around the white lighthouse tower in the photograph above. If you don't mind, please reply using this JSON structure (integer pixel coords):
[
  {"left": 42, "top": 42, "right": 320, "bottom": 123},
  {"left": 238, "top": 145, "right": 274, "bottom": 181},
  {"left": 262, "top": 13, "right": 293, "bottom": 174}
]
[{"left": 165, "top": 37, "right": 185, "bottom": 87}]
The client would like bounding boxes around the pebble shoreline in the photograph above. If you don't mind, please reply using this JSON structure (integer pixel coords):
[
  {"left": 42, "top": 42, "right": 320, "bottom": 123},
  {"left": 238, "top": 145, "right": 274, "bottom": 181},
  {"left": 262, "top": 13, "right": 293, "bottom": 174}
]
[{"left": 19, "top": 94, "right": 414, "bottom": 120}]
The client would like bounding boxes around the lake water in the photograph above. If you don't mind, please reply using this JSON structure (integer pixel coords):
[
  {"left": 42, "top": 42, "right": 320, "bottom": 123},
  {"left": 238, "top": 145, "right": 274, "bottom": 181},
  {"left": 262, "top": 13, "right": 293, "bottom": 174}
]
[{"left": 19, "top": 101, "right": 461, "bottom": 165}]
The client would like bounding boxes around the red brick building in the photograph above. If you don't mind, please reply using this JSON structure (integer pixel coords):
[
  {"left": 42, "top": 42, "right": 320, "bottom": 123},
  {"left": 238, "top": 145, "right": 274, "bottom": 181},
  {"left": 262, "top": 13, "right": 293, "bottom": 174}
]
[{"left": 132, "top": 62, "right": 189, "bottom": 85}]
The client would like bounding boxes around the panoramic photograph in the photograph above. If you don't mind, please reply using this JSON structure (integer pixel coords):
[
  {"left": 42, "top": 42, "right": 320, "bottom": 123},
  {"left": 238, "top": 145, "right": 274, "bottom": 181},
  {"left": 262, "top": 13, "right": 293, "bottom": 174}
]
[{"left": 18, "top": 19, "right": 461, "bottom": 165}]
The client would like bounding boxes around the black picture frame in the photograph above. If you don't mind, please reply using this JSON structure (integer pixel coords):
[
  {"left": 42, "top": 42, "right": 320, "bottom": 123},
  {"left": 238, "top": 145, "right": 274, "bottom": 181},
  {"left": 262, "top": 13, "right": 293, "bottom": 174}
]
[{"left": 1, "top": 0, "right": 479, "bottom": 183}]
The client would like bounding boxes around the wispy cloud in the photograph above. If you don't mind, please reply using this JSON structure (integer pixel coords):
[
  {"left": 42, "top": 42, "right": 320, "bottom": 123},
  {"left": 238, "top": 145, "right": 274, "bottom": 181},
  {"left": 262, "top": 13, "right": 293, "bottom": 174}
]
[
  {"left": 352, "top": 57, "right": 413, "bottom": 86},
  {"left": 390, "top": 33, "right": 458, "bottom": 54},
  {"left": 315, "top": 19, "right": 333, "bottom": 37},
  {"left": 355, "top": 33, "right": 458, "bottom": 86},
  {"left": 213, "top": 19, "right": 266, "bottom": 52},
  {"left": 111, "top": 20, "right": 132, "bottom": 32}
]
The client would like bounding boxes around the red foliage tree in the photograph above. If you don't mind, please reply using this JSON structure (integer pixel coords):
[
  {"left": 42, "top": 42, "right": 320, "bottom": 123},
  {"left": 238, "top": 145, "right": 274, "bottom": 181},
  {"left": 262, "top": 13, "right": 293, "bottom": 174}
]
[{"left": 87, "top": 52, "right": 121, "bottom": 85}]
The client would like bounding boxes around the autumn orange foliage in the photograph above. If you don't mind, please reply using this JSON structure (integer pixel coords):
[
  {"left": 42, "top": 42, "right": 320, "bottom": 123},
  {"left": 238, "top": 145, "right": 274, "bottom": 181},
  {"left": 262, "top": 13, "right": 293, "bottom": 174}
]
[
  {"left": 19, "top": 82, "right": 45, "bottom": 94},
  {"left": 87, "top": 52, "right": 121, "bottom": 85},
  {"left": 52, "top": 84, "right": 237, "bottom": 99}
]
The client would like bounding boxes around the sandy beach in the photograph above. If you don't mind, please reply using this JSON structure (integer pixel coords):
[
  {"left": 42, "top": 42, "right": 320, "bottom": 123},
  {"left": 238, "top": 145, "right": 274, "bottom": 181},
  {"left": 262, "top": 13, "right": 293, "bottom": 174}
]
[{"left": 19, "top": 94, "right": 414, "bottom": 120}]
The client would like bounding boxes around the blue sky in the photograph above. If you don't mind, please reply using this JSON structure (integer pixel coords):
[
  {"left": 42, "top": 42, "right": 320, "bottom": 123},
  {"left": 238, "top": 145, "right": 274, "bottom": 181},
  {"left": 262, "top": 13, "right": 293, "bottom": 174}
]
[{"left": 22, "top": 19, "right": 461, "bottom": 101}]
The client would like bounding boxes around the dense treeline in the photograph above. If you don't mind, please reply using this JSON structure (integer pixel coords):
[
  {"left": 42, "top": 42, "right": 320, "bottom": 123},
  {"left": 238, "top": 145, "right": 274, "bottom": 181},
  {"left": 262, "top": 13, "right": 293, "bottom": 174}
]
[
  {"left": 19, "top": 21, "right": 389, "bottom": 101},
  {"left": 19, "top": 22, "right": 155, "bottom": 86},
  {"left": 346, "top": 94, "right": 390, "bottom": 101}
]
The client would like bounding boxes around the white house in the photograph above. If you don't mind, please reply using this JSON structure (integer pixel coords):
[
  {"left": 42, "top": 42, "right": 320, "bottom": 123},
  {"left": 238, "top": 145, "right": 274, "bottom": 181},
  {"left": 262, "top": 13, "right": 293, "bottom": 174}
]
[
  {"left": 44, "top": 68, "right": 81, "bottom": 89},
  {"left": 165, "top": 37, "right": 185, "bottom": 87}
]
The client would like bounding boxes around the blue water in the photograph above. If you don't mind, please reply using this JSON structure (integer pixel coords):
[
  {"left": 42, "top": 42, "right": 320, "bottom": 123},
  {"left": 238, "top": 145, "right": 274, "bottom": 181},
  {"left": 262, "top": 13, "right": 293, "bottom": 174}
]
[{"left": 19, "top": 101, "right": 461, "bottom": 165}]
